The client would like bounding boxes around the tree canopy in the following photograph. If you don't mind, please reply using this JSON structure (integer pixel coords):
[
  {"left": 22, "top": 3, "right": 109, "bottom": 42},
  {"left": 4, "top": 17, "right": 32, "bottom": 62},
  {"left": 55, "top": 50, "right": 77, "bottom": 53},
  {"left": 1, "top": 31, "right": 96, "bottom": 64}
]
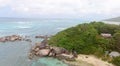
[{"left": 48, "top": 22, "right": 120, "bottom": 56}]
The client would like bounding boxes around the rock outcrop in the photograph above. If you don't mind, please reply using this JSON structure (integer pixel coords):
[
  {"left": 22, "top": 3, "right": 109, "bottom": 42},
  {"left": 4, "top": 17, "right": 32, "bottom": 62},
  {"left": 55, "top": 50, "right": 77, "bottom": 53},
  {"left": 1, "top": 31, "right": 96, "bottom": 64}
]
[
  {"left": 57, "top": 54, "right": 75, "bottom": 61},
  {"left": 28, "top": 38, "right": 77, "bottom": 61},
  {"left": 0, "top": 35, "right": 22, "bottom": 42}
]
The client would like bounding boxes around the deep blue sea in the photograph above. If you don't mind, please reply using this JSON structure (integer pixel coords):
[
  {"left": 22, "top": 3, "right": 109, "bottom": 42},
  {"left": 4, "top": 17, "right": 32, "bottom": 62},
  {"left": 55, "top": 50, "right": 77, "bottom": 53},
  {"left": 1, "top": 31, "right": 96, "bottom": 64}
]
[{"left": 0, "top": 18, "right": 89, "bottom": 66}]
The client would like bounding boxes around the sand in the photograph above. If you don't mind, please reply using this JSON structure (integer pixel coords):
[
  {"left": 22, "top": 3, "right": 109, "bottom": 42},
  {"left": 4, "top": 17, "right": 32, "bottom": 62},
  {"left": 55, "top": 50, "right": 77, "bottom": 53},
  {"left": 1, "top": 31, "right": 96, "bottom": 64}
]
[
  {"left": 64, "top": 54, "right": 115, "bottom": 66},
  {"left": 76, "top": 54, "right": 115, "bottom": 66}
]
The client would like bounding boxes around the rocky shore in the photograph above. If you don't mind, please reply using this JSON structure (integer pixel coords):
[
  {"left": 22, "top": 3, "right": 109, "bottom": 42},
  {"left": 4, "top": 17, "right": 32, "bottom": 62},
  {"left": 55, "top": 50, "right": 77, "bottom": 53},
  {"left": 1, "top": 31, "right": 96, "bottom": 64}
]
[
  {"left": 28, "top": 37, "right": 78, "bottom": 61},
  {"left": 0, "top": 35, "right": 22, "bottom": 42},
  {"left": 0, "top": 34, "right": 115, "bottom": 66}
]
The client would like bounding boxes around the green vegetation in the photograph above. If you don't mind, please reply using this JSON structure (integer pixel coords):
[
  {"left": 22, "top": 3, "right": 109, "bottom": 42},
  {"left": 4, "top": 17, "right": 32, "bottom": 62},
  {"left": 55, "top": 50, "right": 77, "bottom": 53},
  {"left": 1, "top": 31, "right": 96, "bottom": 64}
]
[
  {"left": 48, "top": 22, "right": 120, "bottom": 66},
  {"left": 113, "top": 32, "right": 120, "bottom": 52},
  {"left": 111, "top": 56, "right": 120, "bottom": 66}
]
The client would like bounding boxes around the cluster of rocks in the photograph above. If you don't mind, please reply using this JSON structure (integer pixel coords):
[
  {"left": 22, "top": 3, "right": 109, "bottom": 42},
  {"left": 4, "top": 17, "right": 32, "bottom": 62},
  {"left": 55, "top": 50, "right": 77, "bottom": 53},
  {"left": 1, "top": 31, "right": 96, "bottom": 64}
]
[
  {"left": 28, "top": 39, "right": 77, "bottom": 61},
  {"left": 0, "top": 35, "right": 51, "bottom": 43},
  {"left": 0, "top": 35, "right": 22, "bottom": 42}
]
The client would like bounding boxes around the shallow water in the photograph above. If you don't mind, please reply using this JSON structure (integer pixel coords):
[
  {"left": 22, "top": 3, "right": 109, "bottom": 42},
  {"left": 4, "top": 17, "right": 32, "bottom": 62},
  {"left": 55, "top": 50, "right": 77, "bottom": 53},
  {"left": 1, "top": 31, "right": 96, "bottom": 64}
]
[
  {"left": 0, "top": 19, "right": 91, "bottom": 66},
  {"left": 32, "top": 57, "right": 68, "bottom": 66},
  {"left": 0, "top": 41, "right": 32, "bottom": 66}
]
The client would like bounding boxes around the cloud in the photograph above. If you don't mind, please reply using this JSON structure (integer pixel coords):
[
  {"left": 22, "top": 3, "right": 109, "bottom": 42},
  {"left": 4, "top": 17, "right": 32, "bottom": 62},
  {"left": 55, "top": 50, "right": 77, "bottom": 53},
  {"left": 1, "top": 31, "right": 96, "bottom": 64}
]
[
  {"left": 0, "top": 0, "right": 10, "bottom": 7},
  {"left": 0, "top": 0, "right": 120, "bottom": 19}
]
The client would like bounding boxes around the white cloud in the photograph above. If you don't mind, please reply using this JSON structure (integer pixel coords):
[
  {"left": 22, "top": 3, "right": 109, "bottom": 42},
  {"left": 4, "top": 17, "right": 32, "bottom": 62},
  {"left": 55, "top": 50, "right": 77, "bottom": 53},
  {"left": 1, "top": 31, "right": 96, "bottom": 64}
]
[
  {"left": 0, "top": 0, "right": 120, "bottom": 18},
  {"left": 0, "top": 0, "right": 10, "bottom": 7}
]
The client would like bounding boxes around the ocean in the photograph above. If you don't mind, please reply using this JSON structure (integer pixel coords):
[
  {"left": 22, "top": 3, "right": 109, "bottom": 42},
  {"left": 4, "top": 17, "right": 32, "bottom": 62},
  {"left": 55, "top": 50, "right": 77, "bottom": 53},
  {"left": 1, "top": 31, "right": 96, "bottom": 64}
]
[{"left": 0, "top": 18, "right": 90, "bottom": 66}]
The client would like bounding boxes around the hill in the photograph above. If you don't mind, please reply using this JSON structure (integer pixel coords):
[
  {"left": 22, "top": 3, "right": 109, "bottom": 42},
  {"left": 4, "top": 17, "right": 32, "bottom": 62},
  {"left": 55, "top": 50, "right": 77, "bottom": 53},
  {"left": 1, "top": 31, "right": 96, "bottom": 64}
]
[
  {"left": 49, "top": 22, "right": 120, "bottom": 55},
  {"left": 104, "top": 17, "right": 120, "bottom": 22},
  {"left": 48, "top": 22, "right": 120, "bottom": 66}
]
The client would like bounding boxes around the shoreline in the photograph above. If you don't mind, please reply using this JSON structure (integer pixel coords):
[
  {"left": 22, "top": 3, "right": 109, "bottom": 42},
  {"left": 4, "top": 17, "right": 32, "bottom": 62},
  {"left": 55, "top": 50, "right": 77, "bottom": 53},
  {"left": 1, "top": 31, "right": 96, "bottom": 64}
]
[
  {"left": 64, "top": 54, "right": 115, "bottom": 66},
  {"left": 0, "top": 35, "right": 115, "bottom": 66}
]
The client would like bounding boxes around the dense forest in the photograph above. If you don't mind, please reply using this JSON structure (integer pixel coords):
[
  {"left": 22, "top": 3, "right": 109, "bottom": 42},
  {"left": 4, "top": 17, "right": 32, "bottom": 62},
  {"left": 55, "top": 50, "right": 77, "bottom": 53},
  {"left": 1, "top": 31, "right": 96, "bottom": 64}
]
[{"left": 48, "top": 22, "right": 120, "bottom": 66}]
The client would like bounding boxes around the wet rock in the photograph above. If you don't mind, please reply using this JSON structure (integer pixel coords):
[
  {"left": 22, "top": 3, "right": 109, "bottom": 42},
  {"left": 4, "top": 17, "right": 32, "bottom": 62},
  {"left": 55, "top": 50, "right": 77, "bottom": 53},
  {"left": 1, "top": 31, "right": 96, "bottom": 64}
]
[
  {"left": 36, "top": 49, "right": 50, "bottom": 56},
  {"left": 10, "top": 37, "right": 16, "bottom": 41},
  {"left": 0, "top": 37, "right": 6, "bottom": 42},
  {"left": 28, "top": 53, "right": 34, "bottom": 59},
  {"left": 0, "top": 35, "right": 22, "bottom": 42},
  {"left": 29, "top": 45, "right": 76, "bottom": 61},
  {"left": 28, "top": 36, "right": 76, "bottom": 61},
  {"left": 5, "top": 36, "right": 11, "bottom": 40},
  {"left": 31, "top": 45, "right": 37, "bottom": 51},
  {"left": 35, "top": 36, "right": 45, "bottom": 38},
  {"left": 34, "top": 48, "right": 40, "bottom": 52},
  {"left": 25, "top": 39, "right": 32, "bottom": 42},
  {"left": 10, "top": 35, "right": 22, "bottom": 41}
]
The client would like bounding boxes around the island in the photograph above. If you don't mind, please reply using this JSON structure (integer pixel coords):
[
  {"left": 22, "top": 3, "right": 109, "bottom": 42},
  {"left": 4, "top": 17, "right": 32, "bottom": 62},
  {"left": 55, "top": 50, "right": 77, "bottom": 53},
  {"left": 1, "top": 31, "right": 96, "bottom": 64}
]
[
  {"left": 0, "top": 22, "right": 120, "bottom": 66},
  {"left": 48, "top": 22, "right": 120, "bottom": 66}
]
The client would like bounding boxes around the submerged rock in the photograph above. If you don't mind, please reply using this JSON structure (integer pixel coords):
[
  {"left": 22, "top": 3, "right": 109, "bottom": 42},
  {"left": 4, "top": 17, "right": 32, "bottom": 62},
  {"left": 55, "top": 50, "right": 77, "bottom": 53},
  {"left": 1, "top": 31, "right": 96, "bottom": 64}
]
[
  {"left": 35, "top": 36, "right": 45, "bottom": 38},
  {"left": 28, "top": 53, "right": 34, "bottom": 59}
]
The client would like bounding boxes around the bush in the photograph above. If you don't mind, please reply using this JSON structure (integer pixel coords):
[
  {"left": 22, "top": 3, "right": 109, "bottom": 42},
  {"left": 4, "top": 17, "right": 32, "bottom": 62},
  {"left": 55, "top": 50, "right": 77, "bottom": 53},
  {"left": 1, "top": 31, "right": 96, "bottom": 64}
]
[
  {"left": 48, "top": 22, "right": 120, "bottom": 56},
  {"left": 111, "top": 56, "right": 120, "bottom": 66},
  {"left": 113, "top": 32, "right": 120, "bottom": 52}
]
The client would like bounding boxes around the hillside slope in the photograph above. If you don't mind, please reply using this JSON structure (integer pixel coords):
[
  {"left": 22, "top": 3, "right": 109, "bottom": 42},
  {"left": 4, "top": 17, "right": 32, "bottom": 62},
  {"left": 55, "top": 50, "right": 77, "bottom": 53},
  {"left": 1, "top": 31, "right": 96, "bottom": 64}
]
[
  {"left": 104, "top": 17, "right": 120, "bottom": 22},
  {"left": 48, "top": 22, "right": 120, "bottom": 55}
]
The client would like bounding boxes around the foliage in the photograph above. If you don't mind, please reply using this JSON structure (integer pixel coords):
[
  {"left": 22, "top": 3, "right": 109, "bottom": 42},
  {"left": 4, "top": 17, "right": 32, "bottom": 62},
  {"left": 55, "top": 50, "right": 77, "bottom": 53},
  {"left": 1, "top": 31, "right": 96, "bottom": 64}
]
[
  {"left": 113, "top": 32, "right": 120, "bottom": 52},
  {"left": 48, "top": 22, "right": 120, "bottom": 56},
  {"left": 111, "top": 56, "right": 120, "bottom": 66},
  {"left": 90, "top": 22, "right": 120, "bottom": 35}
]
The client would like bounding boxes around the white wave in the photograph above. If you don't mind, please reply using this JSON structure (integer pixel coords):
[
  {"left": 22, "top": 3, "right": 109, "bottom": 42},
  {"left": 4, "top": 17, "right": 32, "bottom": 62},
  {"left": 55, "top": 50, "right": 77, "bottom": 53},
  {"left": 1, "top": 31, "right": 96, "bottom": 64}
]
[
  {"left": 15, "top": 22, "right": 34, "bottom": 29},
  {"left": 16, "top": 26, "right": 31, "bottom": 28},
  {"left": 16, "top": 21, "right": 33, "bottom": 25},
  {"left": 17, "top": 21, "right": 25, "bottom": 24}
]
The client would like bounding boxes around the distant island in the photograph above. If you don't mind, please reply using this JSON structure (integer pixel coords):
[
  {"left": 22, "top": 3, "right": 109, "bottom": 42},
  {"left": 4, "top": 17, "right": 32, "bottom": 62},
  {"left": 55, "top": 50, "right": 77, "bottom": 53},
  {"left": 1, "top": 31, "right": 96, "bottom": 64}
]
[
  {"left": 104, "top": 17, "right": 120, "bottom": 22},
  {"left": 48, "top": 22, "right": 120, "bottom": 66}
]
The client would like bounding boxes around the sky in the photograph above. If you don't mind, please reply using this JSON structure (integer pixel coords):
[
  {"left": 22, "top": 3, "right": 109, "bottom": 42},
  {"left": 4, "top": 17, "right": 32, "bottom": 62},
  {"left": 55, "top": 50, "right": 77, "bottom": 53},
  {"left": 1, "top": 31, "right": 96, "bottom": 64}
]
[{"left": 0, "top": 0, "right": 120, "bottom": 20}]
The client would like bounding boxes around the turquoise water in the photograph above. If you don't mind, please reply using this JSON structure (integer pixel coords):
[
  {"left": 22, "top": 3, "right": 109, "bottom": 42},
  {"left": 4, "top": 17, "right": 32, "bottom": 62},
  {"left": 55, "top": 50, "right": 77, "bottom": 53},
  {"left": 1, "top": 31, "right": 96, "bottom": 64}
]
[
  {"left": 32, "top": 57, "right": 68, "bottom": 66},
  {"left": 0, "top": 19, "right": 88, "bottom": 36},
  {"left": 0, "top": 19, "right": 89, "bottom": 66}
]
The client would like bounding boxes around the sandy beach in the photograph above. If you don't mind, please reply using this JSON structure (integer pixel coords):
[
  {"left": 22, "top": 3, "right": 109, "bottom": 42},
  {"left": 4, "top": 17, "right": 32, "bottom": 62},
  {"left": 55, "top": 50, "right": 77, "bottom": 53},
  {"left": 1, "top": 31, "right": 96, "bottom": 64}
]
[
  {"left": 76, "top": 54, "right": 114, "bottom": 66},
  {"left": 64, "top": 54, "right": 115, "bottom": 66}
]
